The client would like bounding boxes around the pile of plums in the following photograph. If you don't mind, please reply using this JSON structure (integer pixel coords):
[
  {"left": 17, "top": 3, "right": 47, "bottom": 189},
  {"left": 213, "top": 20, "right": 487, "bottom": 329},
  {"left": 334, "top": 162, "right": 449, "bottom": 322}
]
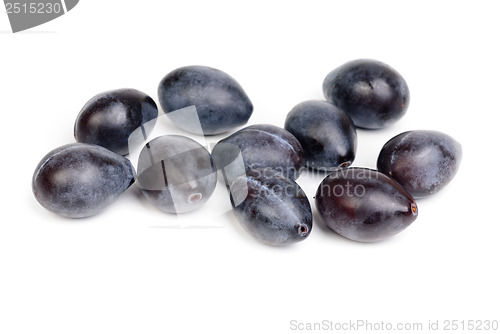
[{"left": 32, "top": 60, "right": 462, "bottom": 245}]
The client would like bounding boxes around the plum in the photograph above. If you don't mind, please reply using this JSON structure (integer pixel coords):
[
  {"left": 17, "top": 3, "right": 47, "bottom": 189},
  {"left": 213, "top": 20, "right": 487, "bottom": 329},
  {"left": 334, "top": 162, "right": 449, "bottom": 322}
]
[
  {"left": 158, "top": 65, "right": 253, "bottom": 135},
  {"left": 136, "top": 135, "right": 217, "bottom": 214},
  {"left": 211, "top": 124, "right": 304, "bottom": 186},
  {"left": 74, "top": 88, "right": 158, "bottom": 155},
  {"left": 323, "top": 59, "right": 409, "bottom": 129},
  {"left": 230, "top": 170, "right": 312, "bottom": 246},
  {"left": 315, "top": 168, "right": 418, "bottom": 242},
  {"left": 32, "top": 143, "right": 135, "bottom": 218},
  {"left": 377, "top": 130, "right": 462, "bottom": 197},
  {"left": 284, "top": 100, "right": 357, "bottom": 171}
]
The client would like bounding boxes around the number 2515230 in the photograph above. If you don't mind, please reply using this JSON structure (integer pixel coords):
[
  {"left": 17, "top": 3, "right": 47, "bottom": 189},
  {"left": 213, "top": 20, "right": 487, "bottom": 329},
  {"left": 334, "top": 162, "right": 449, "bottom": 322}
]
[{"left": 5, "top": 2, "right": 62, "bottom": 14}]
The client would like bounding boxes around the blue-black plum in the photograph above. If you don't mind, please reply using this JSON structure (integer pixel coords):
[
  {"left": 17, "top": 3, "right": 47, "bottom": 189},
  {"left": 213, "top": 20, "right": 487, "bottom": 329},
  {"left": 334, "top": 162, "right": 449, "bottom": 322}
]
[
  {"left": 158, "top": 65, "right": 253, "bottom": 135},
  {"left": 74, "top": 88, "right": 158, "bottom": 155},
  {"left": 230, "top": 169, "right": 312, "bottom": 246},
  {"left": 211, "top": 124, "right": 304, "bottom": 186},
  {"left": 377, "top": 130, "right": 462, "bottom": 198},
  {"left": 323, "top": 59, "right": 410, "bottom": 129},
  {"left": 315, "top": 168, "right": 418, "bottom": 242},
  {"left": 284, "top": 100, "right": 357, "bottom": 171},
  {"left": 136, "top": 135, "right": 217, "bottom": 214},
  {"left": 32, "top": 143, "right": 135, "bottom": 218}
]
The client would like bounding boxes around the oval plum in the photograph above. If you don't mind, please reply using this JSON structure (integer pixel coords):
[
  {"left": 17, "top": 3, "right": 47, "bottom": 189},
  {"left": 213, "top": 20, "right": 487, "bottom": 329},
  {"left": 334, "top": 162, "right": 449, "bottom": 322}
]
[
  {"left": 74, "top": 88, "right": 158, "bottom": 155},
  {"left": 136, "top": 135, "right": 217, "bottom": 214},
  {"left": 323, "top": 59, "right": 409, "bottom": 129},
  {"left": 158, "top": 65, "right": 253, "bottom": 135},
  {"left": 315, "top": 168, "right": 418, "bottom": 242},
  {"left": 32, "top": 143, "right": 135, "bottom": 218},
  {"left": 230, "top": 170, "right": 312, "bottom": 246},
  {"left": 284, "top": 100, "right": 357, "bottom": 171},
  {"left": 211, "top": 124, "right": 304, "bottom": 185},
  {"left": 377, "top": 130, "right": 462, "bottom": 197}
]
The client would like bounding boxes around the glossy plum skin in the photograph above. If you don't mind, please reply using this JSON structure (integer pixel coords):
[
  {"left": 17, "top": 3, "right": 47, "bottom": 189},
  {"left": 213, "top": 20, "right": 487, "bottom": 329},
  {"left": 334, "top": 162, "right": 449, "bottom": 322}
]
[
  {"left": 377, "top": 130, "right": 462, "bottom": 198},
  {"left": 158, "top": 65, "right": 253, "bottom": 135},
  {"left": 136, "top": 135, "right": 217, "bottom": 214},
  {"left": 74, "top": 88, "right": 158, "bottom": 156},
  {"left": 230, "top": 170, "right": 312, "bottom": 246},
  {"left": 32, "top": 143, "right": 135, "bottom": 218},
  {"left": 211, "top": 124, "right": 305, "bottom": 186},
  {"left": 315, "top": 168, "right": 418, "bottom": 242},
  {"left": 323, "top": 59, "right": 409, "bottom": 129},
  {"left": 284, "top": 100, "right": 357, "bottom": 171}
]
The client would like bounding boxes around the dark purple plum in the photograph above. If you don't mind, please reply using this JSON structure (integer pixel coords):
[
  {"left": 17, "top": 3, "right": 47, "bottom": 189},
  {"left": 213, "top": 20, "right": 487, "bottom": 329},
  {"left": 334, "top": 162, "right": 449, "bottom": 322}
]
[
  {"left": 211, "top": 124, "right": 304, "bottom": 186},
  {"left": 74, "top": 88, "right": 158, "bottom": 155},
  {"left": 32, "top": 143, "right": 135, "bottom": 218},
  {"left": 136, "top": 135, "right": 217, "bottom": 214},
  {"left": 230, "top": 169, "right": 312, "bottom": 246},
  {"left": 315, "top": 168, "right": 418, "bottom": 242},
  {"left": 158, "top": 65, "right": 253, "bottom": 135},
  {"left": 377, "top": 130, "right": 462, "bottom": 198},
  {"left": 323, "top": 59, "right": 409, "bottom": 129},
  {"left": 284, "top": 100, "right": 357, "bottom": 171}
]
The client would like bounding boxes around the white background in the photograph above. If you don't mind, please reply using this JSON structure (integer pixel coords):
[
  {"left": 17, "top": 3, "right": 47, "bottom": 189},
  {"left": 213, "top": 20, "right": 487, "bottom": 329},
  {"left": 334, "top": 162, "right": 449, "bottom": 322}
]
[{"left": 1, "top": 1, "right": 498, "bottom": 333}]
